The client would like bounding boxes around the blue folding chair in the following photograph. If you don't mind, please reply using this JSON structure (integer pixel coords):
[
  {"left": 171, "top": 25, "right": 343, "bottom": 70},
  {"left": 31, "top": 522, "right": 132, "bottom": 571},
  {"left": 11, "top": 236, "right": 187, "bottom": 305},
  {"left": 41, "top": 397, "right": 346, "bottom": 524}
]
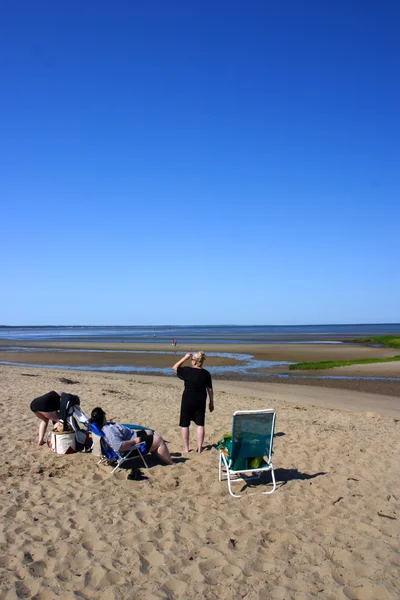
[
  {"left": 87, "top": 422, "right": 149, "bottom": 475},
  {"left": 218, "top": 409, "right": 276, "bottom": 498}
]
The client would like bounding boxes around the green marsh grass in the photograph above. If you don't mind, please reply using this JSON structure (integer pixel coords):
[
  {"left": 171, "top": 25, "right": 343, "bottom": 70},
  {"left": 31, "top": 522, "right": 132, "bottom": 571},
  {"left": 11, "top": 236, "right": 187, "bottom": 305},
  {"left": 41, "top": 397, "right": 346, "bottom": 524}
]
[
  {"left": 289, "top": 334, "right": 400, "bottom": 370},
  {"left": 350, "top": 335, "right": 400, "bottom": 349},
  {"left": 289, "top": 356, "right": 400, "bottom": 371}
]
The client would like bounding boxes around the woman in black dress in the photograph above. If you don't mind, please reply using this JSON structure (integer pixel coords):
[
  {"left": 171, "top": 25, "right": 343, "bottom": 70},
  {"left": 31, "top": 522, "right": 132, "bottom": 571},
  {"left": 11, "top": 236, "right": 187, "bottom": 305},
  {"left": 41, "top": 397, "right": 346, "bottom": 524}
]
[
  {"left": 173, "top": 352, "right": 214, "bottom": 453},
  {"left": 30, "top": 390, "right": 61, "bottom": 446}
]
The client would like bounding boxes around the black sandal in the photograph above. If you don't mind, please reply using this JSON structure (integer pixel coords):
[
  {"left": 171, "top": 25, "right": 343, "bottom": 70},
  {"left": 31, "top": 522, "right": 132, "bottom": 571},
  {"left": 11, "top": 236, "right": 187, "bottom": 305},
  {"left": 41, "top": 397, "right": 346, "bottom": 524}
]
[{"left": 127, "top": 469, "right": 147, "bottom": 481}]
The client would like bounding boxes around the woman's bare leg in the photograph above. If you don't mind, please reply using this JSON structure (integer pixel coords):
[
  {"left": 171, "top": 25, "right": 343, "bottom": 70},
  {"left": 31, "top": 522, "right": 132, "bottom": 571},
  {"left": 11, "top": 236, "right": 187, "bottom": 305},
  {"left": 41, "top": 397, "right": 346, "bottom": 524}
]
[
  {"left": 149, "top": 432, "right": 174, "bottom": 465},
  {"left": 196, "top": 425, "right": 205, "bottom": 453},
  {"left": 37, "top": 419, "right": 49, "bottom": 446},
  {"left": 35, "top": 411, "right": 60, "bottom": 446},
  {"left": 35, "top": 413, "right": 49, "bottom": 446},
  {"left": 181, "top": 427, "right": 190, "bottom": 453}
]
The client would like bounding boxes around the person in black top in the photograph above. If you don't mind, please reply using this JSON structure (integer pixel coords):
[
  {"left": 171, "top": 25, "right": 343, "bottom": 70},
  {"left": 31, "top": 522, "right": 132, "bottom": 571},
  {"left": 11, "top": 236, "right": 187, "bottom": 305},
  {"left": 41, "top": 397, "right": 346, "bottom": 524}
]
[
  {"left": 173, "top": 351, "right": 214, "bottom": 453},
  {"left": 30, "top": 390, "right": 61, "bottom": 446}
]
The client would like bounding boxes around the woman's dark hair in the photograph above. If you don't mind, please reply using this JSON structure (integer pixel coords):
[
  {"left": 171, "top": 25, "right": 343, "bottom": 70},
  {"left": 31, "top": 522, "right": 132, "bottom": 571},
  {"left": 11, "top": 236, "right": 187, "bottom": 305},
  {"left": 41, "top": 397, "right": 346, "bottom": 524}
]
[{"left": 90, "top": 407, "right": 106, "bottom": 428}]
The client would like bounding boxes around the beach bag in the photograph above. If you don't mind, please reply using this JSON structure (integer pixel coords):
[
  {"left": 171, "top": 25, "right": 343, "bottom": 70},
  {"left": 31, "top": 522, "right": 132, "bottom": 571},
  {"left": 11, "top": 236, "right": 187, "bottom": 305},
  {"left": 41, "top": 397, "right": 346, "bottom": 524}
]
[
  {"left": 59, "top": 393, "right": 81, "bottom": 431},
  {"left": 75, "top": 430, "right": 93, "bottom": 453},
  {"left": 49, "top": 429, "right": 76, "bottom": 454}
]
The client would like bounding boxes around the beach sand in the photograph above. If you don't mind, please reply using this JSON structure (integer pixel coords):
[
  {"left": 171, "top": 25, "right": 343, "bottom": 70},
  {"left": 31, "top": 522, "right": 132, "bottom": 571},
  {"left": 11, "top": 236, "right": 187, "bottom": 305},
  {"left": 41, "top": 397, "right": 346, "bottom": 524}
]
[{"left": 1, "top": 365, "right": 399, "bottom": 600}]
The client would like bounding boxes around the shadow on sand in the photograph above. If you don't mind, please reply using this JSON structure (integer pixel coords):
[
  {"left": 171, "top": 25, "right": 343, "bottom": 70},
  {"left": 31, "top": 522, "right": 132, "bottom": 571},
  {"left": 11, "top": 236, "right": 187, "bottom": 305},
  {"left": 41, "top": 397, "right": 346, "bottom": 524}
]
[
  {"left": 236, "top": 468, "right": 327, "bottom": 493},
  {"left": 273, "top": 468, "right": 327, "bottom": 486}
]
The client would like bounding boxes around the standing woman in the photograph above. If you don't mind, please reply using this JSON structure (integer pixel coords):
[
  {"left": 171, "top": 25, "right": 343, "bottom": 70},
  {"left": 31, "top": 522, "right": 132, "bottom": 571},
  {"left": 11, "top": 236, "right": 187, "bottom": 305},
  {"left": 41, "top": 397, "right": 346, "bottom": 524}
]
[
  {"left": 30, "top": 390, "right": 61, "bottom": 446},
  {"left": 173, "top": 352, "right": 214, "bottom": 453}
]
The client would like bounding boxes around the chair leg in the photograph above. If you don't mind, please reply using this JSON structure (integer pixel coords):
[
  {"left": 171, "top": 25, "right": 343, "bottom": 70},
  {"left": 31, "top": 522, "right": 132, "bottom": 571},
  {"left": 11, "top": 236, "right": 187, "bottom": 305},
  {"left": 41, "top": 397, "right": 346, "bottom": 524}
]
[
  {"left": 138, "top": 450, "right": 148, "bottom": 469},
  {"left": 220, "top": 452, "right": 241, "bottom": 498},
  {"left": 227, "top": 470, "right": 241, "bottom": 498},
  {"left": 108, "top": 449, "right": 149, "bottom": 476},
  {"left": 262, "top": 465, "right": 276, "bottom": 495},
  {"left": 110, "top": 463, "right": 120, "bottom": 475},
  {"left": 220, "top": 453, "right": 276, "bottom": 498}
]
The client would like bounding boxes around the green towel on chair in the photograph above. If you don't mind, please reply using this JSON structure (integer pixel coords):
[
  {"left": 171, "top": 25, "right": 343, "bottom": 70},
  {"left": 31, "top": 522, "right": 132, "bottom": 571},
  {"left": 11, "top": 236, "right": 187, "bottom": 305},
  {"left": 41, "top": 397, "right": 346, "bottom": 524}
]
[{"left": 217, "top": 434, "right": 265, "bottom": 471}]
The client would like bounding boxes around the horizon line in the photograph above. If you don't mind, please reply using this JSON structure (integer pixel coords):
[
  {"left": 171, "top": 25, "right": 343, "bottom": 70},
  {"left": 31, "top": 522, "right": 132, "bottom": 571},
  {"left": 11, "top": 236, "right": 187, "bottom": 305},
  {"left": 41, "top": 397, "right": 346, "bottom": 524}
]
[{"left": 1, "top": 322, "right": 399, "bottom": 328}]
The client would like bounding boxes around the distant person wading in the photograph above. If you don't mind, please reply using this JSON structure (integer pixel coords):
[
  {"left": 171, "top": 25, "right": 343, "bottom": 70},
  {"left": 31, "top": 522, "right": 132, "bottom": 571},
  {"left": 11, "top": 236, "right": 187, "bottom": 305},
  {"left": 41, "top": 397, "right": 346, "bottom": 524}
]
[{"left": 172, "top": 352, "right": 214, "bottom": 453}]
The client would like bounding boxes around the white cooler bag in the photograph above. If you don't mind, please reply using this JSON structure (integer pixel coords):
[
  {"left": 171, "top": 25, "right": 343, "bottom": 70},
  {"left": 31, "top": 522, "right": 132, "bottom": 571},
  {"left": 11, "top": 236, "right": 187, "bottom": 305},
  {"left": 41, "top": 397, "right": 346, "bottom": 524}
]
[{"left": 49, "top": 429, "right": 76, "bottom": 454}]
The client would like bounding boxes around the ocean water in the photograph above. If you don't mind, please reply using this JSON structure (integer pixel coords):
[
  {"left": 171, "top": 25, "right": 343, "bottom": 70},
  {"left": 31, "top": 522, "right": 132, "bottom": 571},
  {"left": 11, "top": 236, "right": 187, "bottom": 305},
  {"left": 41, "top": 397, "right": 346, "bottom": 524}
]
[
  {"left": 1, "top": 325, "right": 399, "bottom": 381},
  {"left": 0, "top": 349, "right": 291, "bottom": 376},
  {"left": 0, "top": 324, "right": 399, "bottom": 343}
]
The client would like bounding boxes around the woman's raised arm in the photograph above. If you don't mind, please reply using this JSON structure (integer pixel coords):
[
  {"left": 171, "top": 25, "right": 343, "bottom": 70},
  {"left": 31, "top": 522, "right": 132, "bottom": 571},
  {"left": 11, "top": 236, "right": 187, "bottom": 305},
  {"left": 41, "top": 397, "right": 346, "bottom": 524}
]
[{"left": 172, "top": 353, "right": 192, "bottom": 372}]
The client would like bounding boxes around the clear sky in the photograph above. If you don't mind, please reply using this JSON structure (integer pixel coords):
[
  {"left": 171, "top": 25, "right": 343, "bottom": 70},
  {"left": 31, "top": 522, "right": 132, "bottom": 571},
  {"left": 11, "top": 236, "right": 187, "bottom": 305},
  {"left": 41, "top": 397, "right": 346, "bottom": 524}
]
[{"left": 1, "top": 1, "right": 399, "bottom": 326}]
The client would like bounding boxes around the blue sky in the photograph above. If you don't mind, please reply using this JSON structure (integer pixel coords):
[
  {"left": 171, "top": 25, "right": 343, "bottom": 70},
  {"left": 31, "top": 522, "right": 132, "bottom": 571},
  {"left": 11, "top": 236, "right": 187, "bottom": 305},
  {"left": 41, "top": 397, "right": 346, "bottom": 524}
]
[{"left": 1, "top": 1, "right": 399, "bottom": 325}]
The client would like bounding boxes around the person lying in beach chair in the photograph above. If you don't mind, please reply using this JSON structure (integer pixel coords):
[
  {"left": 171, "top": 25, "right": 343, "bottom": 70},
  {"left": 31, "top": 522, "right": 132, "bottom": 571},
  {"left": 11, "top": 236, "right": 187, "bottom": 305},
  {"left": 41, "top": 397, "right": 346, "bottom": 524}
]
[
  {"left": 218, "top": 409, "right": 276, "bottom": 498},
  {"left": 87, "top": 419, "right": 149, "bottom": 475},
  {"left": 89, "top": 407, "right": 174, "bottom": 475}
]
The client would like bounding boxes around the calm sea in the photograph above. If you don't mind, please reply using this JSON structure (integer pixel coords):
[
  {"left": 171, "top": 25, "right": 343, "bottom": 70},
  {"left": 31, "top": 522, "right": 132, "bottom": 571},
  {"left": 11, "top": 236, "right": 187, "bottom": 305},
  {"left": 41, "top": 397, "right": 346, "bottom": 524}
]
[{"left": 0, "top": 324, "right": 399, "bottom": 344}]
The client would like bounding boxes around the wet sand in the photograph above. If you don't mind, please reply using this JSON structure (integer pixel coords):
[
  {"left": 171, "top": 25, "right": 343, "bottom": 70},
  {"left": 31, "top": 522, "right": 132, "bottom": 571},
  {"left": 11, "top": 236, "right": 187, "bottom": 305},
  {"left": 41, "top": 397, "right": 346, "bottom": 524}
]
[
  {"left": 0, "top": 349, "right": 241, "bottom": 369},
  {"left": 1, "top": 341, "right": 400, "bottom": 398},
  {"left": 1, "top": 339, "right": 398, "bottom": 363},
  {"left": 239, "top": 374, "right": 400, "bottom": 400}
]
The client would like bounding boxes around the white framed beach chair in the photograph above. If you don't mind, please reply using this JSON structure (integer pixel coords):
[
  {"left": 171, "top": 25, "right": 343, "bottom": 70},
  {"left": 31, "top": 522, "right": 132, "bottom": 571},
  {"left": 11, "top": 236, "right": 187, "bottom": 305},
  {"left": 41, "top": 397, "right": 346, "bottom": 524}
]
[
  {"left": 87, "top": 422, "right": 149, "bottom": 475},
  {"left": 218, "top": 409, "right": 276, "bottom": 498}
]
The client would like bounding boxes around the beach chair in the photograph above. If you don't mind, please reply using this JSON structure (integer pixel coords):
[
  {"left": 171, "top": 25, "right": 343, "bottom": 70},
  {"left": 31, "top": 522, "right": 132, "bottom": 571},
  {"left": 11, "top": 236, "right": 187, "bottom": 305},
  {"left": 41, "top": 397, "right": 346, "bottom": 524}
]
[
  {"left": 218, "top": 409, "right": 276, "bottom": 498},
  {"left": 87, "top": 422, "right": 149, "bottom": 475}
]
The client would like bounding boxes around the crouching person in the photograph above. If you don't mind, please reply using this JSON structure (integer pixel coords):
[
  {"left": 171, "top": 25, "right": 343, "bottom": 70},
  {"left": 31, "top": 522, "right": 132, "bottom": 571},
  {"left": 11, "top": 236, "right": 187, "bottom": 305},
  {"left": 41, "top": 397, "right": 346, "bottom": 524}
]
[
  {"left": 30, "top": 391, "right": 61, "bottom": 446},
  {"left": 90, "top": 407, "right": 174, "bottom": 465}
]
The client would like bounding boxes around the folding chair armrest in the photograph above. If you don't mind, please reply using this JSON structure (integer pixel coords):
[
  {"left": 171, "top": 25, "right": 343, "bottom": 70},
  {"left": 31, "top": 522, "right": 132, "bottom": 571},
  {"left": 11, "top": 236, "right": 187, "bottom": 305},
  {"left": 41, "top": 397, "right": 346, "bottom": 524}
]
[
  {"left": 121, "top": 441, "right": 146, "bottom": 457},
  {"left": 219, "top": 446, "right": 230, "bottom": 458}
]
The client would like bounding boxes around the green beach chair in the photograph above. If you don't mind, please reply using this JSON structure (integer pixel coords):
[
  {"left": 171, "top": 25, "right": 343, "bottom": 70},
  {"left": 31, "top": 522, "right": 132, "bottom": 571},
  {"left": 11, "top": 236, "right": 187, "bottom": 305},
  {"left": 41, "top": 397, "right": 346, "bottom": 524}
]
[{"left": 218, "top": 409, "right": 276, "bottom": 498}]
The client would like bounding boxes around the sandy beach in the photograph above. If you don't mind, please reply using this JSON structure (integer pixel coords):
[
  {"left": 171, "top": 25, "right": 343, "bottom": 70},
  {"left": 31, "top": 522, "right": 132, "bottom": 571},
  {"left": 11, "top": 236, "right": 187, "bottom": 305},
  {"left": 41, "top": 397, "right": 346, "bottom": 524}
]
[{"left": 1, "top": 364, "right": 399, "bottom": 599}]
